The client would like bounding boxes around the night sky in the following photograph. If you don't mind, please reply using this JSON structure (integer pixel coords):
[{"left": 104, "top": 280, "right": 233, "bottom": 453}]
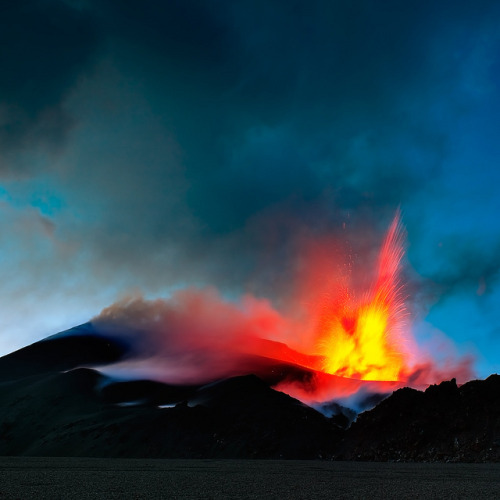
[{"left": 1, "top": 0, "right": 500, "bottom": 379}]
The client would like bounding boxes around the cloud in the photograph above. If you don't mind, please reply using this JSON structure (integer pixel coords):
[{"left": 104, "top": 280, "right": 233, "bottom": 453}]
[
  {"left": 35, "top": 0, "right": 465, "bottom": 293},
  {"left": 0, "top": 0, "right": 102, "bottom": 174},
  {"left": 431, "top": 239, "right": 500, "bottom": 296},
  {"left": 65, "top": 0, "right": 496, "bottom": 256},
  {"left": 1, "top": 0, "right": 500, "bottom": 372}
]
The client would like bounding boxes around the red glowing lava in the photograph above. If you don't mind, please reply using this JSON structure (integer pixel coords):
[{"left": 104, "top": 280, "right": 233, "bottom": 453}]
[{"left": 317, "top": 212, "right": 407, "bottom": 381}]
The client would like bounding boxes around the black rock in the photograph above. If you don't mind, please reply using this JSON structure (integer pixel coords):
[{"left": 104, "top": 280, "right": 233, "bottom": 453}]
[
  {"left": 0, "top": 369, "right": 342, "bottom": 458},
  {"left": 337, "top": 375, "right": 500, "bottom": 462}
]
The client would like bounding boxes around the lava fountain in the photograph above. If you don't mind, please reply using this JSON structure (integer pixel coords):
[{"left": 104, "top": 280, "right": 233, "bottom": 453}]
[{"left": 318, "top": 212, "right": 407, "bottom": 381}]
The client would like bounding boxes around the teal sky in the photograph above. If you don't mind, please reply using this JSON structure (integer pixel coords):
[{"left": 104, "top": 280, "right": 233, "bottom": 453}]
[{"left": 1, "top": 0, "right": 499, "bottom": 378}]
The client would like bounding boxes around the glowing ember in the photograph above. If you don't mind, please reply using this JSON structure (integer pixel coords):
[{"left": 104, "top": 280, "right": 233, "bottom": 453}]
[{"left": 319, "top": 211, "right": 407, "bottom": 381}]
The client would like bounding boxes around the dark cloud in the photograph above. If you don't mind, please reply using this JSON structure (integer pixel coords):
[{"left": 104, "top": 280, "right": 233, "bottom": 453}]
[
  {"left": 31, "top": 0, "right": 496, "bottom": 301},
  {"left": 0, "top": 0, "right": 102, "bottom": 173},
  {"left": 97, "top": 0, "right": 234, "bottom": 68},
  {"left": 82, "top": 0, "right": 484, "bottom": 238},
  {"left": 423, "top": 238, "right": 500, "bottom": 297}
]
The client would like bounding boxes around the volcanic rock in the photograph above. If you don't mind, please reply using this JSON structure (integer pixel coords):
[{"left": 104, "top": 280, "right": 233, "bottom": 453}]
[
  {"left": 0, "top": 368, "right": 342, "bottom": 458},
  {"left": 337, "top": 375, "right": 500, "bottom": 462}
]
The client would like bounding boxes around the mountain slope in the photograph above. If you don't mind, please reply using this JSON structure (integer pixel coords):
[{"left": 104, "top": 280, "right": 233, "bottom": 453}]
[
  {"left": 0, "top": 325, "right": 498, "bottom": 461},
  {"left": 0, "top": 323, "right": 128, "bottom": 382},
  {"left": 337, "top": 375, "right": 500, "bottom": 462},
  {"left": 0, "top": 369, "right": 342, "bottom": 458}
]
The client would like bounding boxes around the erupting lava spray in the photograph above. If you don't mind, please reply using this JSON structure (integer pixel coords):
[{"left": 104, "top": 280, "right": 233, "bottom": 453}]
[{"left": 318, "top": 212, "right": 407, "bottom": 381}]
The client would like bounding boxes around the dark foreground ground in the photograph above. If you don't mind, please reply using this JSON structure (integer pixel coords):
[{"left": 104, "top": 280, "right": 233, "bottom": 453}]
[{"left": 0, "top": 458, "right": 499, "bottom": 499}]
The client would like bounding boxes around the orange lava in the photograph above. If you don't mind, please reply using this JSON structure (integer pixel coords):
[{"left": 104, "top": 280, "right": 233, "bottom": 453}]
[{"left": 316, "top": 212, "right": 407, "bottom": 382}]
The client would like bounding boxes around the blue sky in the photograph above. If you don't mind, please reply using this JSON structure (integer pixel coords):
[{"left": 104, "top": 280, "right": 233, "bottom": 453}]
[{"left": 0, "top": 0, "right": 499, "bottom": 377}]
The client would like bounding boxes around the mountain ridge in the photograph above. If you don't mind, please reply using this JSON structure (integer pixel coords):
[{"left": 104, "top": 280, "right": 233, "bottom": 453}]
[{"left": 0, "top": 325, "right": 498, "bottom": 461}]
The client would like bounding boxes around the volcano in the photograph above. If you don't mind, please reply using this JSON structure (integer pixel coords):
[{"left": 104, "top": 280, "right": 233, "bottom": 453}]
[
  {"left": 83, "top": 212, "right": 473, "bottom": 409},
  {"left": 0, "top": 325, "right": 498, "bottom": 461}
]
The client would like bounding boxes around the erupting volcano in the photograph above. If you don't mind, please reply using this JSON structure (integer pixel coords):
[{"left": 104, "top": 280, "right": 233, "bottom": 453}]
[{"left": 94, "top": 212, "right": 473, "bottom": 409}]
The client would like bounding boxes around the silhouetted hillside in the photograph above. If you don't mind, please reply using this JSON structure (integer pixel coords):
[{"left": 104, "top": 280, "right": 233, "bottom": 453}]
[
  {"left": 0, "top": 326, "right": 498, "bottom": 461},
  {"left": 0, "top": 323, "right": 128, "bottom": 382},
  {"left": 337, "top": 376, "right": 500, "bottom": 462},
  {"left": 0, "top": 368, "right": 342, "bottom": 458}
]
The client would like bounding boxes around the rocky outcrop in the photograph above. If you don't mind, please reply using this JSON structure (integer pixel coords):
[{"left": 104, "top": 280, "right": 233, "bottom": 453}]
[{"left": 337, "top": 375, "right": 500, "bottom": 462}]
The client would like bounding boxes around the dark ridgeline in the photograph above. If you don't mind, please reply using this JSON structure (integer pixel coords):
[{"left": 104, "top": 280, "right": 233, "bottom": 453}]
[
  {"left": 0, "top": 324, "right": 498, "bottom": 461},
  {"left": 336, "top": 375, "right": 500, "bottom": 462},
  {"left": 0, "top": 323, "right": 128, "bottom": 381}
]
